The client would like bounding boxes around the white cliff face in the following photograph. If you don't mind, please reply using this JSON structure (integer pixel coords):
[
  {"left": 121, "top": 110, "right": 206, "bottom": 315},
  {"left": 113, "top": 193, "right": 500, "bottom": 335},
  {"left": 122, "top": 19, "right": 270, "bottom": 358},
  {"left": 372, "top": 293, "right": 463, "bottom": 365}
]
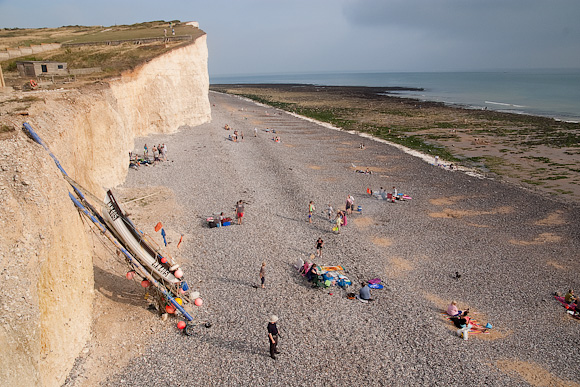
[
  {"left": 0, "top": 34, "right": 211, "bottom": 387},
  {"left": 110, "top": 34, "right": 211, "bottom": 137}
]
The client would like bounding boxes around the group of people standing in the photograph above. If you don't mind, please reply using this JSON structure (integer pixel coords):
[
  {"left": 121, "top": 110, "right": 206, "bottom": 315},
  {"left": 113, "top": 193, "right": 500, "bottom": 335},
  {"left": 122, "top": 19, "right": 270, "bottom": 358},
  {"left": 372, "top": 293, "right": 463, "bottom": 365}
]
[
  {"left": 309, "top": 195, "right": 354, "bottom": 234},
  {"left": 143, "top": 143, "right": 168, "bottom": 163}
]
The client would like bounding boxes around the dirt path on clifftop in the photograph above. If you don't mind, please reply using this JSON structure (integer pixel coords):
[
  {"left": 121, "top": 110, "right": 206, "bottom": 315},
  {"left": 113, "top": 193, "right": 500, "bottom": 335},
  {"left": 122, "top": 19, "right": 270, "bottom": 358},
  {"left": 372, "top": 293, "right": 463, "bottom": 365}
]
[{"left": 75, "top": 92, "right": 580, "bottom": 386}]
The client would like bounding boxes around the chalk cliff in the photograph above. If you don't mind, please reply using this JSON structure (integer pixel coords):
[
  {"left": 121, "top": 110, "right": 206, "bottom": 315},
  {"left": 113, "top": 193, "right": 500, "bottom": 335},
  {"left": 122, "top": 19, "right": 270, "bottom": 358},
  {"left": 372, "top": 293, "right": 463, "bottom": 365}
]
[{"left": 0, "top": 34, "right": 210, "bottom": 386}]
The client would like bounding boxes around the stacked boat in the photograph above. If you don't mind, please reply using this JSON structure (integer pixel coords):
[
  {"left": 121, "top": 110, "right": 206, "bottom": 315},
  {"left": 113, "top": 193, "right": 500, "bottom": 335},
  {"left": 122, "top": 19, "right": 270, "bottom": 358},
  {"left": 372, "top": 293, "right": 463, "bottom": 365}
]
[{"left": 23, "top": 123, "right": 201, "bottom": 334}]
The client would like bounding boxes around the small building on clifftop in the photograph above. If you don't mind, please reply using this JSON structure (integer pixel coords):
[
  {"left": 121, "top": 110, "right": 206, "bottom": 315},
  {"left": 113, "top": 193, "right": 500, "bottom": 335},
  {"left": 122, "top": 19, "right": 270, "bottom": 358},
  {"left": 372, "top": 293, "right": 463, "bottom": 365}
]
[{"left": 16, "top": 60, "right": 68, "bottom": 78}]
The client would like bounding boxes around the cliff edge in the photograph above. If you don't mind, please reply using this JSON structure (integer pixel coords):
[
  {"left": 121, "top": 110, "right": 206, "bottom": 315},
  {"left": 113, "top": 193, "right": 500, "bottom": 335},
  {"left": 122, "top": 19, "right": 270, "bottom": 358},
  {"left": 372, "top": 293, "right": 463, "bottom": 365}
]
[{"left": 0, "top": 34, "right": 210, "bottom": 386}]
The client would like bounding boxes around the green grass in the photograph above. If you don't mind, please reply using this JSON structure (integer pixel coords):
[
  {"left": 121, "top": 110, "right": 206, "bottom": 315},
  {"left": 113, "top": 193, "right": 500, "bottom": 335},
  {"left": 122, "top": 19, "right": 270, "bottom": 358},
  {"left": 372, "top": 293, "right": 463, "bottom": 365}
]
[{"left": 522, "top": 179, "right": 545, "bottom": 186}]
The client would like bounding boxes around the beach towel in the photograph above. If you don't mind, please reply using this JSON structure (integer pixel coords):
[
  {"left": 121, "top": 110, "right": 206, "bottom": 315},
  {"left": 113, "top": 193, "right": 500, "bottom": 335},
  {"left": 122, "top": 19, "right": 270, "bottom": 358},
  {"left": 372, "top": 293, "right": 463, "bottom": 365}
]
[
  {"left": 555, "top": 295, "right": 577, "bottom": 311},
  {"left": 368, "top": 278, "right": 381, "bottom": 285},
  {"left": 319, "top": 266, "right": 344, "bottom": 272},
  {"left": 368, "top": 283, "right": 383, "bottom": 289}
]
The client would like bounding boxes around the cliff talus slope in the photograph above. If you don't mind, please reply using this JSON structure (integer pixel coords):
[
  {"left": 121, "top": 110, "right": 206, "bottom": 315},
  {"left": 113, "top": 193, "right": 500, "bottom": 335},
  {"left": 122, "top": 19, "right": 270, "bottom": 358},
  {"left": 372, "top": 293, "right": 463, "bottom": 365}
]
[{"left": 0, "top": 34, "right": 210, "bottom": 386}]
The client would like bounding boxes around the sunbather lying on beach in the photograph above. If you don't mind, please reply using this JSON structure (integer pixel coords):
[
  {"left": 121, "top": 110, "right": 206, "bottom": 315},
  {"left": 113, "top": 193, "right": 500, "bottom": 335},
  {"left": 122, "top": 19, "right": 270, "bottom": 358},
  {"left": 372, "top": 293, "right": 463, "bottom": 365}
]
[{"left": 449, "top": 313, "right": 489, "bottom": 333}]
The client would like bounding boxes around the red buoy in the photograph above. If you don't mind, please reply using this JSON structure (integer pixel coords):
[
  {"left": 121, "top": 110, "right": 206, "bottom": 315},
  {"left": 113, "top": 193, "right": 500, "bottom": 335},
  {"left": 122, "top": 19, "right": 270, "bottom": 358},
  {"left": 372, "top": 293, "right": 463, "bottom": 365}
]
[
  {"left": 141, "top": 280, "right": 150, "bottom": 288},
  {"left": 165, "top": 305, "right": 176, "bottom": 314},
  {"left": 177, "top": 321, "right": 186, "bottom": 330}
]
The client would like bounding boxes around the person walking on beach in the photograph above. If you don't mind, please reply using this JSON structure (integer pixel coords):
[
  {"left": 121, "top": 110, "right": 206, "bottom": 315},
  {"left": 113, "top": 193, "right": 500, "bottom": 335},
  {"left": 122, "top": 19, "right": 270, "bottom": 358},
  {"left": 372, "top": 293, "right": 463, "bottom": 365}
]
[
  {"left": 267, "top": 315, "right": 280, "bottom": 360},
  {"left": 235, "top": 200, "right": 245, "bottom": 225},
  {"left": 308, "top": 201, "right": 315, "bottom": 223},
  {"left": 144, "top": 144, "right": 148, "bottom": 158},
  {"left": 259, "top": 262, "right": 266, "bottom": 289},
  {"left": 254, "top": 127, "right": 258, "bottom": 137},
  {"left": 316, "top": 238, "right": 324, "bottom": 258}
]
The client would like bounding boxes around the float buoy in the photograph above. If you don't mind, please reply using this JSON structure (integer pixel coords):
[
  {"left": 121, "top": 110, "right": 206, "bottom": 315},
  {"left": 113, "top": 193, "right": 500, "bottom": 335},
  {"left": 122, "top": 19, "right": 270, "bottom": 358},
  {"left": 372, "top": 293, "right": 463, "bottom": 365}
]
[
  {"left": 30, "top": 79, "right": 38, "bottom": 88},
  {"left": 126, "top": 271, "right": 136, "bottom": 280},
  {"left": 140, "top": 280, "right": 150, "bottom": 288},
  {"left": 177, "top": 321, "right": 186, "bottom": 330},
  {"left": 194, "top": 298, "right": 203, "bottom": 307},
  {"left": 174, "top": 268, "right": 183, "bottom": 278},
  {"left": 165, "top": 305, "right": 176, "bottom": 314}
]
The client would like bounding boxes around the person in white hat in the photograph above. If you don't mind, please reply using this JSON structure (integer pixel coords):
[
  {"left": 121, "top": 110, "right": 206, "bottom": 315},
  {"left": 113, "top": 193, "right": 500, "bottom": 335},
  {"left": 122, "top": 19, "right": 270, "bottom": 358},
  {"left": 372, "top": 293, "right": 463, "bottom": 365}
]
[{"left": 267, "top": 315, "right": 280, "bottom": 359}]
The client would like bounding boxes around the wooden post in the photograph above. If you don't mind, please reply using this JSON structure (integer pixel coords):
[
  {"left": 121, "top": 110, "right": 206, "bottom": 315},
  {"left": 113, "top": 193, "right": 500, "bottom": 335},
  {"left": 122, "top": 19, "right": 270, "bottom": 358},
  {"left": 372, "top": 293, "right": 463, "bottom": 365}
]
[{"left": 0, "top": 65, "right": 5, "bottom": 88}]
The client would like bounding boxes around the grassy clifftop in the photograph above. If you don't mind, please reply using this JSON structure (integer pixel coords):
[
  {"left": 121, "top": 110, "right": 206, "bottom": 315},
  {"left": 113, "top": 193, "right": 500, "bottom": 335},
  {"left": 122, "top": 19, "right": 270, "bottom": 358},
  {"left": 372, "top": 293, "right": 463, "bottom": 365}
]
[{"left": 0, "top": 20, "right": 205, "bottom": 83}]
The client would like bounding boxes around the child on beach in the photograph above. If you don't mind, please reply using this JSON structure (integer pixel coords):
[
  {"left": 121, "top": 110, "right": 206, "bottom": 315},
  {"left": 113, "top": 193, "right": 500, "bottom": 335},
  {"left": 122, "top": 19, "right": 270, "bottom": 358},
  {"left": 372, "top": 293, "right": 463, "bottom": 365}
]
[
  {"left": 316, "top": 238, "right": 324, "bottom": 258},
  {"left": 235, "top": 200, "right": 245, "bottom": 225},
  {"left": 326, "top": 204, "right": 334, "bottom": 222},
  {"left": 334, "top": 211, "right": 343, "bottom": 234},
  {"left": 308, "top": 201, "right": 315, "bottom": 223}
]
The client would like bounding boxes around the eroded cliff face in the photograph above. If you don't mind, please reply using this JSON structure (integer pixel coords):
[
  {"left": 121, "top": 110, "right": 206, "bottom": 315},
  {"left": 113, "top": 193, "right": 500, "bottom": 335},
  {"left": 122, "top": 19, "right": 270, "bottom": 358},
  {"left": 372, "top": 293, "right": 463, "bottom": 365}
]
[{"left": 0, "top": 35, "right": 210, "bottom": 386}]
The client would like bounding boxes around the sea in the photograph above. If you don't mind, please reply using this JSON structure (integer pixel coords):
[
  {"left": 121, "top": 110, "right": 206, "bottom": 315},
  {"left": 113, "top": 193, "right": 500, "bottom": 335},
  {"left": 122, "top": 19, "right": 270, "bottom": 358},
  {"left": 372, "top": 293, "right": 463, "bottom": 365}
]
[{"left": 211, "top": 69, "right": 580, "bottom": 123}]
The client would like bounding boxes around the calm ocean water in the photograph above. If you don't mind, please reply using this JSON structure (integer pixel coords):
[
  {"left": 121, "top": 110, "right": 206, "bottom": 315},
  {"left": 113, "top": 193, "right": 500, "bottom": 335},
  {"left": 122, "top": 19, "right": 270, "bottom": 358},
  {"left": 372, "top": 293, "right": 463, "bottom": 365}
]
[{"left": 211, "top": 70, "right": 580, "bottom": 122}]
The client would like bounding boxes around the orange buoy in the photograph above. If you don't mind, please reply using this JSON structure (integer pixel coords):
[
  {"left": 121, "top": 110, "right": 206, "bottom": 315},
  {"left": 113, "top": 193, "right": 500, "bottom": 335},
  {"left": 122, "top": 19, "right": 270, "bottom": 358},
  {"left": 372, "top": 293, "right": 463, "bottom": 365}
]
[
  {"left": 160, "top": 257, "right": 167, "bottom": 264},
  {"left": 175, "top": 297, "right": 183, "bottom": 305},
  {"left": 155, "top": 222, "right": 163, "bottom": 232},
  {"left": 140, "top": 280, "right": 150, "bottom": 288},
  {"left": 177, "top": 321, "right": 186, "bottom": 330},
  {"left": 30, "top": 79, "right": 38, "bottom": 88},
  {"left": 165, "top": 305, "right": 176, "bottom": 314}
]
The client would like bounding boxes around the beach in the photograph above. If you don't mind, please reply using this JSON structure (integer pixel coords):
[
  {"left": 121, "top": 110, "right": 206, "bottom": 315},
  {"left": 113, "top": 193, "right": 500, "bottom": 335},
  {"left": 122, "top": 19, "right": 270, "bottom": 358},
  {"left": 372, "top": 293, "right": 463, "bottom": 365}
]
[
  {"left": 211, "top": 84, "right": 580, "bottom": 204},
  {"left": 67, "top": 91, "right": 580, "bottom": 386}
]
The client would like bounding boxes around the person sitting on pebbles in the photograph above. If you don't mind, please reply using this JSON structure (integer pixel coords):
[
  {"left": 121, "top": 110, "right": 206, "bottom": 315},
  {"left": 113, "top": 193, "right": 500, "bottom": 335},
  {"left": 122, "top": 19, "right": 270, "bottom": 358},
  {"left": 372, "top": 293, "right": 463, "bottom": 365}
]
[
  {"left": 447, "top": 300, "right": 469, "bottom": 317},
  {"left": 565, "top": 289, "right": 578, "bottom": 304},
  {"left": 358, "top": 281, "right": 373, "bottom": 301}
]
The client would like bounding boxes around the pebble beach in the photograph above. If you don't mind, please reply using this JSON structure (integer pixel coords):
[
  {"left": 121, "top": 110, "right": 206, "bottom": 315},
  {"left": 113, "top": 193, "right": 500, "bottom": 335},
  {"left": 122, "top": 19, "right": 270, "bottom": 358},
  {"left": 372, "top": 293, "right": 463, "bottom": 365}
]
[{"left": 102, "top": 91, "right": 580, "bottom": 386}]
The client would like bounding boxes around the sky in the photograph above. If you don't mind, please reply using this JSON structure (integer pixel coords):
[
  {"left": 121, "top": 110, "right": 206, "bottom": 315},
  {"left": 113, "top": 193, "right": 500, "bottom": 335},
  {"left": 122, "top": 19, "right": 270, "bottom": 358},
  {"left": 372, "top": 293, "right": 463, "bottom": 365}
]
[{"left": 1, "top": 0, "right": 579, "bottom": 76}]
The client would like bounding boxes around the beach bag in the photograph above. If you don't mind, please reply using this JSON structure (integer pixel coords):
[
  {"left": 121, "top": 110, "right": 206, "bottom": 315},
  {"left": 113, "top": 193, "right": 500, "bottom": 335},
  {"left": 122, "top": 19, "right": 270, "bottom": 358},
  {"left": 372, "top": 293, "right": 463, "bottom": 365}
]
[{"left": 208, "top": 220, "right": 219, "bottom": 228}]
